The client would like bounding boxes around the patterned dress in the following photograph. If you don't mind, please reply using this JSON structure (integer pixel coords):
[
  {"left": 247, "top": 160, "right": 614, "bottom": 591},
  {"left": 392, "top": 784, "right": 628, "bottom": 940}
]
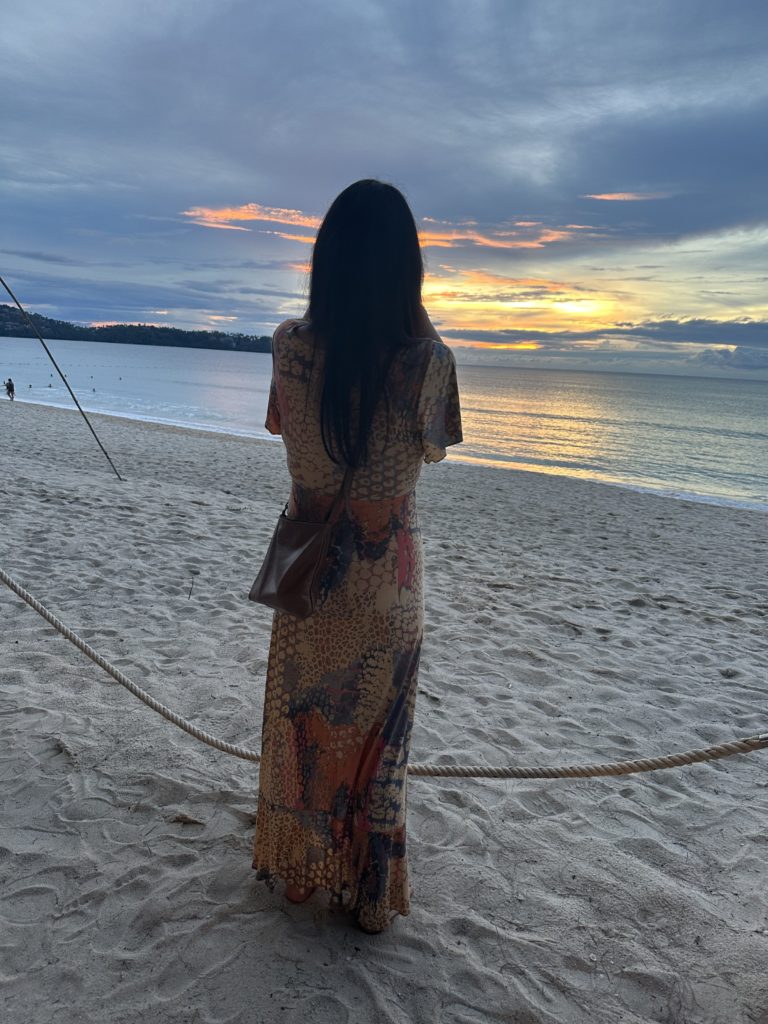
[{"left": 252, "top": 318, "right": 462, "bottom": 931}]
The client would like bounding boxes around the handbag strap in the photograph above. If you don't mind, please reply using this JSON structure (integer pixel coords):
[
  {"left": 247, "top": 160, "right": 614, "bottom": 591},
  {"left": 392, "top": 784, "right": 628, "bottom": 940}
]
[{"left": 324, "top": 466, "right": 355, "bottom": 524}]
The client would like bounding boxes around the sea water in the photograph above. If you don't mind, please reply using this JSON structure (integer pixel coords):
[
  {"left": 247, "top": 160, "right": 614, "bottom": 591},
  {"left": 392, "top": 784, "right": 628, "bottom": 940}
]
[{"left": 2, "top": 336, "right": 766, "bottom": 510}]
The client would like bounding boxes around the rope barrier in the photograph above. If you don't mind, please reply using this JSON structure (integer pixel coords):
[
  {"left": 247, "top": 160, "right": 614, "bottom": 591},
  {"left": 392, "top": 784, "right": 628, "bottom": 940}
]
[{"left": 2, "top": 567, "right": 767, "bottom": 779}]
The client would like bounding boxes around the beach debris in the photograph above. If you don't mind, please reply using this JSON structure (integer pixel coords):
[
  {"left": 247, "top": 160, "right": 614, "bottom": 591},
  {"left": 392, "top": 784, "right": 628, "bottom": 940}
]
[{"left": 171, "top": 812, "right": 205, "bottom": 825}]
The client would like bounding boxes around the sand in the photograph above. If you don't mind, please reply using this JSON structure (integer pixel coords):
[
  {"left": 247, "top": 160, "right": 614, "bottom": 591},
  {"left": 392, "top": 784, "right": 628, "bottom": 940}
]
[{"left": 1, "top": 399, "right": 766, "bottom": 1024}]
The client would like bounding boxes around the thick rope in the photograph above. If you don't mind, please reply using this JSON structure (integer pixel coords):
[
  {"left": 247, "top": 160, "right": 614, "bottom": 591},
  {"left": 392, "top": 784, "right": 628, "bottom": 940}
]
[{"left": 2, "top": 567, "right": 767, "bottom": 779}]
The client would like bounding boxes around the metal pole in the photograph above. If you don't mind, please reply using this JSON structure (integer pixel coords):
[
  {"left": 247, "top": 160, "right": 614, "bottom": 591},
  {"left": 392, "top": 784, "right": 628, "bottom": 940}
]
[{"left": 1, "top": 275, "right": 124, "bottom": 481}]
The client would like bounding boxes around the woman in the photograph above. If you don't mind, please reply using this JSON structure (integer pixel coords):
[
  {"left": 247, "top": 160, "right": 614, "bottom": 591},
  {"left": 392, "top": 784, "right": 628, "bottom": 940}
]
[{"left": 252, "top": 179, "right": 462, "bottom": 934}]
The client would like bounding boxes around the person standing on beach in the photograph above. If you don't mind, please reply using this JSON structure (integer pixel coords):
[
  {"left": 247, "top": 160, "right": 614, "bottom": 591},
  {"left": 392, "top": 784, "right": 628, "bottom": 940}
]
[
  {"left": 4, "top": 378, "right": 14, "bottom": 400},
  {"left": 252, "top": 179, "right": 463, "bottom": 934}
]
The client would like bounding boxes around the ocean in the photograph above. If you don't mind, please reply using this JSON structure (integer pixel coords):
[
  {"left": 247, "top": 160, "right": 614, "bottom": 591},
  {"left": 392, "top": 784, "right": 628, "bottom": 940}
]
[{"left": 2, "top": 335, "right": 766, "bottom": 511}]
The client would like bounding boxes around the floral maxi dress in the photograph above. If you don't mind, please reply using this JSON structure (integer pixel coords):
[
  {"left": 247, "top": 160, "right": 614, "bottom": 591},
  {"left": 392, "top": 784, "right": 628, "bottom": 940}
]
[{"left": 252, "top": 319, "right": 462, "bottom": 931}]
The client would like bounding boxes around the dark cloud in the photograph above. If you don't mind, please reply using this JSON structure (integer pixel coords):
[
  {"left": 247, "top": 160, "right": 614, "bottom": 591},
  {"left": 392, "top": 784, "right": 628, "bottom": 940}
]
[
  {"left": 3, "top": 268, "right": 281, "bottom": 329},
  {"left": 692, "top": 347, "right": 768, "bottom": 370},
  {"left": 565, "top": 107, "right": 768, "bottom": 241},
  {"left": 1, "top": 249, "right": 84, "bottom": 266},
  {"left": 443, "top": 317, "right": 768, "bottom": 349}
]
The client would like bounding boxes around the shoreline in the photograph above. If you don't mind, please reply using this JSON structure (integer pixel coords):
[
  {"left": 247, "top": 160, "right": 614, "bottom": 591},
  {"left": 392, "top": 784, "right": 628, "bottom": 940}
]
[{"left": 7, "top": 395, "right": 767, "bottom": 514}]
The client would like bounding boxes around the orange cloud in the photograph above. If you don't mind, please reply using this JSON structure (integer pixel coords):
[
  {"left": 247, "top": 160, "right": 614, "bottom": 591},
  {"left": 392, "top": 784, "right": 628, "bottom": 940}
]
[
  {"left": 183, "top": 204, "right": 536, "bottom": 248},
  {"left": 418, "top": 224, "right": 582, "bottom": 250},
  {"left": 183, "top": 199, "right": 600, "bottom": 253},
  {"left": 201, "top": 222, "right": 251, "bottom": 231},
  {"left": 262, "top": 230, "right": 316, "bottom": 244},
  {"left": 457, "top": 340, "right": 543, "bottom": 350},
  {"left": 182, "top": 202, "right": 322, "bottom": 230},
  {"left": 582, "top": 192, "right": 670, "bottom": 201}
]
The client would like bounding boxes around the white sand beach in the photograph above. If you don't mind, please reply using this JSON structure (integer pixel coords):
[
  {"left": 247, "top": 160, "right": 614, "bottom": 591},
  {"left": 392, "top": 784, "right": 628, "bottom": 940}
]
[{"left": 1, "top": 399, "right": 766, "bottom": 1024}]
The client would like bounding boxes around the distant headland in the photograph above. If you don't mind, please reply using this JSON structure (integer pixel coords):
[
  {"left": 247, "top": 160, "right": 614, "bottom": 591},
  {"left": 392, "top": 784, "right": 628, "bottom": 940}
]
[{"left": 0, "top": 304, "right": 272, "bottom": 353}]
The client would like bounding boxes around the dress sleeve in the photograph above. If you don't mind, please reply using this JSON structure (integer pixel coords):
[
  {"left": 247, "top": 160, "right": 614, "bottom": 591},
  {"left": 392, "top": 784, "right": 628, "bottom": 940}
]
[
  {"left": 264, "top": 327, "right": 284, "bottom": 435},
  {"left": 417, "top": 341, "right": 463, "bottom": 463}
]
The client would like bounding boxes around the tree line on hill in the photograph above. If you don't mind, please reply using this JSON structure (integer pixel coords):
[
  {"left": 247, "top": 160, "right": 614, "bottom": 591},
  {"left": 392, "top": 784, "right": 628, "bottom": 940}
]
[{"left": 0, "top": 304, "right": 272, "bottom": 353}]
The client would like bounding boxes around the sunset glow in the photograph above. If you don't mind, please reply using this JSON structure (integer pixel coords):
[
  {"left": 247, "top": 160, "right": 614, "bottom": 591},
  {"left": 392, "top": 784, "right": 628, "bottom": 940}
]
[
  {"left": 420, "top": 267, "right": 622, "bottom": 335},
  {"left": 179, "top": 201, "right": 651, "bottom": 348},
  {"left": 170, "top": 196, "right": 768, "bottom": 372}
]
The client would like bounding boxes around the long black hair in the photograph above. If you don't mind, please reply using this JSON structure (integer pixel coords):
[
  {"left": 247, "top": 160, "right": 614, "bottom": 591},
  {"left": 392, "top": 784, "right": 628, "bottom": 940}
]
[{"left": 308, "top": 179, "right": 424, "bottom": 468}]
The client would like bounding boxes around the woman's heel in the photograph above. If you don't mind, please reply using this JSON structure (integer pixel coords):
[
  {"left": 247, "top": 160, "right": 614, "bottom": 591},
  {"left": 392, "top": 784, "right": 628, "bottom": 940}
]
[{"left": 284, "top": 883, "right": 317, "bottom": 904}]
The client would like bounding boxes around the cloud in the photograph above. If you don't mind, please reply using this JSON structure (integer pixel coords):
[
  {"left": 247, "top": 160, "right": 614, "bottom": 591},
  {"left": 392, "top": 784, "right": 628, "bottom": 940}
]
[
  {"left": 1, "top": 0, "right": 766, "bottom": 375},
  {"left": 3, "top": 267, "right": 287, "bottom": 332},
  {"left": 622, "top": 317, "right": 768, "bottom": 348},
  {"left": 185, "top": 220, "right": 251, "bottom": 232},
  {"left": 418, "top": 222, "right": 599, "bottom": 251},
  {"left": 89, "top": 319, "right": 167, "bottom": 328},
  {"left": 582, "top": 193, "right": 672, "bottom": 201},
  {"left": 691, "top": 346, "right": 768, "bottom": 370},
  {"left": 183, "top": 202, "right": 606, "bottom": 254},
  {"left": 1, "top": 249, "right": 84, "bottom": 266},
  {"left": 428, "top": 268, "right": 598, "bottom": 297},
  {"left": 443, "top": 317, "right": 768, "bottom": 350},
  {"left": 181, "top": 202, "right": 322, "bottom": 231}
]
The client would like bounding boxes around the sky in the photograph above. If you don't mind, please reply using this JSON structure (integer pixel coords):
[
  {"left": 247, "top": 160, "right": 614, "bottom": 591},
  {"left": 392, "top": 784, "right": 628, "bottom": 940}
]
[{"left": 1, "top": 0, "right": 767, "bottom": 378}]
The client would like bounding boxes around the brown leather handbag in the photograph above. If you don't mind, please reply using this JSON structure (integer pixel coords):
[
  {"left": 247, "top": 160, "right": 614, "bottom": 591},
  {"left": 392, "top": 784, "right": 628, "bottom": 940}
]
[{"left": 248, "top": 468, "right": 354, "bottom": 619}]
